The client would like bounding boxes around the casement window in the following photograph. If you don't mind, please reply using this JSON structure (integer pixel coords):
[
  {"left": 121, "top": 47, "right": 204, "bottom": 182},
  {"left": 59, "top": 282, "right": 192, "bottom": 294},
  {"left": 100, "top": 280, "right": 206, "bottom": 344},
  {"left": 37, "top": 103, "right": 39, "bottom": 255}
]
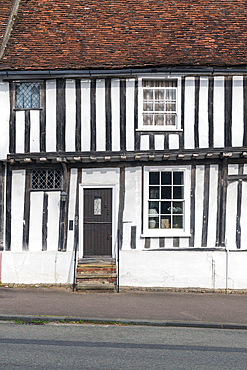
[
  {"left": 31, "top": 170, "right": 61, "bottom": 190},
  {"left": 138, "top": 77, "right": 181, "bottom": 131},
  {"left": 15, "top": 82, "right": 40, "bottom": 109},
  {"left": 143, "top": 166, "right": 191, "bottom": 237}
]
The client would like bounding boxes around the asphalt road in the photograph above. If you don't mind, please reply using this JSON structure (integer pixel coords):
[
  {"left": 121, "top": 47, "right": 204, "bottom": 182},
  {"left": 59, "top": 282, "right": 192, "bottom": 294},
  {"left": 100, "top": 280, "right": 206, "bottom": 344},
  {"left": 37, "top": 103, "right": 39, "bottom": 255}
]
[
  {"left": 1, "top": 288, "right": 247, "bottom": 325},
  {"left": 1, "top": 322, "right": 247, "bottom": 369}
]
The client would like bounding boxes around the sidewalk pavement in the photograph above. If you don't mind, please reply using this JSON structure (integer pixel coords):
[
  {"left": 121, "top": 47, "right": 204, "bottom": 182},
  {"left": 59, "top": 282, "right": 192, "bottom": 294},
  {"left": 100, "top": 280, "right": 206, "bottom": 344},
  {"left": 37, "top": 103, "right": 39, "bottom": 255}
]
[{"left": 1, "top": 287, "right": 247, "bottom": 329}]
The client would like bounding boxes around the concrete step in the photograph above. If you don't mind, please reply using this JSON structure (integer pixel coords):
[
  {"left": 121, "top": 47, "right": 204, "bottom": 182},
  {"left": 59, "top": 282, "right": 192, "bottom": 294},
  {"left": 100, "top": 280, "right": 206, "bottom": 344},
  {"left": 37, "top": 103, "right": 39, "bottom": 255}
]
[{"left": 78, "top": 257, "right": 116, "bottom": 265}]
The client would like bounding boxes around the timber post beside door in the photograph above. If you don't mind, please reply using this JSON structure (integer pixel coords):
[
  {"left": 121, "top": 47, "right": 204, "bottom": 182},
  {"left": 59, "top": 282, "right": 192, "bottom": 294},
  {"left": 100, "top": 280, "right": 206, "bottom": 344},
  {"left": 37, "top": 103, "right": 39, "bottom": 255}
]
[{"left": 83, "top": 188, "right": 112, "bottom": 257}]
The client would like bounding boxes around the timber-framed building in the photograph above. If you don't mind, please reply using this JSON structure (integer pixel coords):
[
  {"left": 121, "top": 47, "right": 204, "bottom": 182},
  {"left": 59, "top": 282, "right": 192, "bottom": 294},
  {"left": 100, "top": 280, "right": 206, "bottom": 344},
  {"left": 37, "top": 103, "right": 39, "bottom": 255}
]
[{"left": 0, "top": 0, "right": 247, "bottom": 289}]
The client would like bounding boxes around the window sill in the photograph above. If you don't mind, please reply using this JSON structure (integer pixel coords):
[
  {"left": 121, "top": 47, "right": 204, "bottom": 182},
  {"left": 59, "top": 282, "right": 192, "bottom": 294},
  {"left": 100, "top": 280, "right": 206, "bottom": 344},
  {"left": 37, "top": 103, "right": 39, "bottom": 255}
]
[
  {"left": 136, "top": 128, "right": 183, "bottom": 132},
  {"left": 14, "top": 108, "right": 42, "bottom": 111},
  {"left": 141, "top": 232, "right": 191, "bottom": 238}
]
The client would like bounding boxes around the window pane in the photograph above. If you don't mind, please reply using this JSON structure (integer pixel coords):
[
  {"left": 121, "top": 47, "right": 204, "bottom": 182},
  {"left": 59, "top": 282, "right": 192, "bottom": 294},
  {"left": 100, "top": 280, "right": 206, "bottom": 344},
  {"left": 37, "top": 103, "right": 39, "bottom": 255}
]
[
  {"left": 143, "top": 89, "right": 153, "bottom": 100},
  {"left": 165, "top": 114, "right": 175, "bottom": 126},
  {"left": 173, "top": 202, "right": 183, "bottom": 214},
  {"left": 149, "top": 172, "right": 160, "bottom": 185},
  {"left": 161, "top": 201, "right": 171, "bottom": 214},
  {"left": 143, "top": 80, "right": 154, "bottom": 87},
  {"left": 161, "top": 216, "right": 171, "bottom": 229},
  {"left": 143, "top": 103, "right": 153, "bottom": 111},
  {"left": 155, "top": 90, "right": 164, "bottom": 100},
  {"left": 149, "top": 216, "right": 159, "bottom": 229},
  {"left": 161, "top": 186, "right": 171, "bottom": 199},
  {"left": 16, "top": 84, "right": 24, "bottom": 109},
  {"left": 148, "top": 201, "right": 159, "bottom": 214},
  {"left": 165, "top": 89, "right": 176, "bottom": 100},
  {"left": 143, "top": 114, "right": 153, "bottom": 126},
  {"left": 161, "top": 172, "right": 171, "bottom": 185},
  {"left": 155, "top": 103, "right": 164, "bottom": 112},
  {"left": 173, "top": 215, "right": 183, "bottom": 229},
  {"left": 173, "top": 186, "right": 184, "bottom": 199},
  {"left": 173, "top": 172, "right": 184, "bottom": 185},
  {"left": 149, "top": 186, "right": 159, "bottom": 199},
  {"left": 165, "top": 103, "right": 176, "bottom": 112},
  {"left": 32, "top": 84, "right": 40, "bottom": 108},
  {"left": 154, "top": 114, "right": 164, "bottom": 126},
  {"left": 154, "top": 80, "right": 165, "bottom": 87}
]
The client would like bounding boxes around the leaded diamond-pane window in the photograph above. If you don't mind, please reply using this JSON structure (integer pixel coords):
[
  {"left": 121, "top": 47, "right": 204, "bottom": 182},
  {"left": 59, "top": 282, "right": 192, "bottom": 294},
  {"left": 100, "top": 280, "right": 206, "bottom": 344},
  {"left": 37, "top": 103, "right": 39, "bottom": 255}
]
[
  {"left": 15, "top": 82, "right": 40, "bottom": 109},
  {"left": 31, "top": 170, "right": 61, "bottom": 190}
]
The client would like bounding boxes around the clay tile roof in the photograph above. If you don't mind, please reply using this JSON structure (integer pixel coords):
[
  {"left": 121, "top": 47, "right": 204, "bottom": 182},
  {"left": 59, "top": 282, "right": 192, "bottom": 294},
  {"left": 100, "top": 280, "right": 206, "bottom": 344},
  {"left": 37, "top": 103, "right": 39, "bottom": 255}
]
[
  {"left": 1, "top": 0, "right": 247, "bottom": 71},
  {"left": 0, "top": 0, "right": 14, "bottom": 49}
]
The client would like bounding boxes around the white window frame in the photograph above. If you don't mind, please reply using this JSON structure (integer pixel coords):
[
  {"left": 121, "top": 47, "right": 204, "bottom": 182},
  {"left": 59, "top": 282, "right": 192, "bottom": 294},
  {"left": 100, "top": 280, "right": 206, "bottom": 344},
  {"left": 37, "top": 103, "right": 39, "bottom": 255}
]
[
  {"left": 142, "top": 165, "right": 191, "bottom": 237},
  {"left": 137, "top": 76, "right": 182, "bottom": 131}
]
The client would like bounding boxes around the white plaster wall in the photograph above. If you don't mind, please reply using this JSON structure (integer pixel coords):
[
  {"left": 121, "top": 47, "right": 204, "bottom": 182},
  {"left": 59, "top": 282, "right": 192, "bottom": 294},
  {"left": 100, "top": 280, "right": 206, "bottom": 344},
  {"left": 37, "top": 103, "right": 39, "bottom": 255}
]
[
  {"left": 15, "top": 111, "right": 25, "bottom": 153},
  {"left": 30, "top": 110, "right": 40, "bottom": 153},
  {"left": 0, "top": 80, "right": 9, "bottom": 160},
  {"left": 214, "top": 76, "right": 225, "bottom": 148},
  {"left": 111, "top": 79, "right": 120, "bottom": 152},
  {"left": 123, "top": 167, "right": 144, "bottom": 250},
  {"left": 198, "top": 77, "right": 209, "bottom": 148},
  {"left": 184, "top": 77, "right": 195, "bottom": 149},
  {"left": 81, "top": 80, "right": 91, "bottom": 151},
  {"left": 46, "top": 80, "right": 56, "bottom": 152},
  {"left": 1, "top": 251, "right": 74, "bottom": 284},
  {"left": 126, "top": 78, "right": 135, "bottom": 151},
  {"left": 11, "top": 170, "right": 26, "bottom": 252},
  {"left": 96, "top": 79, "right": 106, "bottom": 151},
  {"left": 65, "top": 79, "right": 76, "bottom": 152},
  {"left": 119, "top": 250, "right": 228, "bottom": 289},
  {"left": 67, "top": 169, "right": 77, "bottom": 252}
]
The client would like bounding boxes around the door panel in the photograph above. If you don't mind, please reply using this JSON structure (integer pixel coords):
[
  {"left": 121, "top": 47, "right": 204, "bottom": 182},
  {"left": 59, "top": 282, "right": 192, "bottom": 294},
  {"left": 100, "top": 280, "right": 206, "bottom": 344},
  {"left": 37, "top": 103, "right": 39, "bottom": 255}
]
[{"left": 83, "top": 188, "right": 112, "bottom": 257}]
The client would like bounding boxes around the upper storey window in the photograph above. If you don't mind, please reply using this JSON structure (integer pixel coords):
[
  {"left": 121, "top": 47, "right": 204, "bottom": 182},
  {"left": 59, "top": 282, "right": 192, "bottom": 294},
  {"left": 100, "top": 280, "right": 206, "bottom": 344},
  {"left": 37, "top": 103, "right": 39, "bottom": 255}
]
[
  {"left": 138, "top": 78, "right": 181, "bottom": 131},
  {"left": 15, "top": 82, "right": 40, "bottom": 109}
]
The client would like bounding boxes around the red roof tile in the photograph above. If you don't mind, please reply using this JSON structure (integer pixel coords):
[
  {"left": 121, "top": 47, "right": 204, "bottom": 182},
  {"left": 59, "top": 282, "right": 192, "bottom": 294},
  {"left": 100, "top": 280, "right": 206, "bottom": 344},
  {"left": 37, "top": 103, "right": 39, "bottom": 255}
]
[
  {"left": 0, "top": 0, "right": 14, "bottom": 48},
  {"left": 1, "top": 0, "right": 247, "bottom": 70}
]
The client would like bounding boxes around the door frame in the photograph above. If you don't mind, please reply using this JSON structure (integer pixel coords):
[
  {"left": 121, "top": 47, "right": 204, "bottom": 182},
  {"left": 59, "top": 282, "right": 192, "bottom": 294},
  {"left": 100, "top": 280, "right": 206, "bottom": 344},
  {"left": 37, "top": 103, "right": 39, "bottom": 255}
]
[{"left": 79, "top": 184, "right": 117, "bottom": 259}]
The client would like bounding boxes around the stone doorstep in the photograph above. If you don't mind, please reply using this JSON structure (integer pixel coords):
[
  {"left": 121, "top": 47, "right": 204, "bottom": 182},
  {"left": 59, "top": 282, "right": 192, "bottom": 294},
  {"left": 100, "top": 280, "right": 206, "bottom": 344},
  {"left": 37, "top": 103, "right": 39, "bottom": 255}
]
[
  {"left": 76, "top": 282, "right": 116, "bottom": 291},
  {"left": 77, "top": 264, "right": 117, "bottom": 270}
]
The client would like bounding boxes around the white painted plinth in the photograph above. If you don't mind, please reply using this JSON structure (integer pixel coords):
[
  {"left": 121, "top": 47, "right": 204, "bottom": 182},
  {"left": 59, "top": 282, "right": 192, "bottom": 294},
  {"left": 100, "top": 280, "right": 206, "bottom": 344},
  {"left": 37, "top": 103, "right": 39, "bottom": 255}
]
[
  {"left": 119, "top": 250, "right": 247, "bottom": 290},
  {"left": 1, "top": 251, "right": 74, "bottom": 284}
]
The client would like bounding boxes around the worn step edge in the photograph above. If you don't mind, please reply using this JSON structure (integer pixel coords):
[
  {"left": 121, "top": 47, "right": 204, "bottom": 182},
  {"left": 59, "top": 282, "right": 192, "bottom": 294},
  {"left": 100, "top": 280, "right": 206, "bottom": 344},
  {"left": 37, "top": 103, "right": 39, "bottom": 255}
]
[
  {"left": 77, "top": 264, "right": 117, "bottom": 269},
  {"left": 76, "top": 274, "right": 117, "bottom": 279},
  {"left": 76, "top": 283, "right": 115, "bottom": 290}
]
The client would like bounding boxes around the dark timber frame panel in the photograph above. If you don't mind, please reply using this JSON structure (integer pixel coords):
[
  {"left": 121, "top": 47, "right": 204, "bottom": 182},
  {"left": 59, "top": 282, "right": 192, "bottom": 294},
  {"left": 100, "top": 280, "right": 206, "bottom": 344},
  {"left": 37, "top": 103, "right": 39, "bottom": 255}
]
[
  {"left": 224, "top": 76, "right": 233, "bottom": 148},
  {"left": 9, "top": 82, "right": 16, "bottom": 154},
  {"left": 105, "top": 78, "right": 112, "bottom": 152},
  {"left": 58, "top": 163, "right": 70, "bottom": 251},
  {"left": 90, "top": 79, "right": 96, "bottom": 152},
  {"left": 120, "top": 79, "right": 126, "bottom": 151},
  {"left": 40, "top": 81, "right": 46, "bottom": 152},
  {"left": 117, "top": 166, "right": 125, "bottom": 250},
  {"left": 56, "top": 78, "right": 66, "bottom": 152},
  {"left": 201, "top": 164, "right": 210, "bottom": 248},
  {"left": 75, "top": 79, "right": 81, "bottom": 152},
  {"left": 0, "top": 164, "right": 5, "bottom": 250},
  {"left": 5, "top": 164, "right": 12, "bottom": 251},
  {"left": 194, "top": 76, "right": 200, "bottom": 149},
  {"left": 208, "top": 77, "right": 214, "bottom": 148}
]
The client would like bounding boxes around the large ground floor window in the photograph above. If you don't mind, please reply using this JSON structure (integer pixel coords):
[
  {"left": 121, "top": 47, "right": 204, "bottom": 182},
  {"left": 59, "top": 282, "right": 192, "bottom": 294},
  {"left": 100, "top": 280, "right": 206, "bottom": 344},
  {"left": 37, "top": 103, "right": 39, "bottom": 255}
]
[{"left": 143, "top": 166, "right": 191, "bottom": 237}]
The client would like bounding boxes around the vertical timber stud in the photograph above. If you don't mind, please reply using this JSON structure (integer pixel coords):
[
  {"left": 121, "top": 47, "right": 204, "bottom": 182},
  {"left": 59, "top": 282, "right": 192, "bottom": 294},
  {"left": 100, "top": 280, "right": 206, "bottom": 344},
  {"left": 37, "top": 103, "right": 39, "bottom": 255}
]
[
  {"left": 201, "top": 165, "right": 210, "bottom": 248},
  {"left": 5, "top": 164, "right": 12, "bottom": 251},
  {"left": 90, "top": 79, "right": 96, "bottom": 152},
  {"left": 243, "top": 76, "right": 247, "bottom": 146},
  {"left": 224, "top": 76, "right": 232, "bottom": 148},
  {"left": 130, "top": 226, "right": 136, "bottom": 249},
  {"left": 216, "top": 159, "right": 227, "bottom": 247},
  {"left": 208, "top": 76, "right": 214, "bottom": 148},
  {"left": 236, "top": 164, "right": 243, "bottom": 250},
  {"left": 24, "top": 110, "right": 30, "bottom": 153},
  {"left": 0, "top": 163, "right": 4, "bottom": 250},
  {"left": 120, "top": 79, "right": 126, "bottom": 151},
  {"left": 105, "top": 78, "right": 112, "bottom": 152},
  {"left": 56, "top": 79, "right": 66, "bottom": 152},
  {"left": 117, "top": 166, "right": 125, "bottom": 250},
  {"left": 42, "top": 192, "right": 48, "bottom": 251},
  {"left": 134, "top": 79, "right": 140, "bottom": 150},
  {"left": 58, "top": 163, "right": 70, "bottom": 251},
  {"left": 75, "top": 79, "right": 81, "bottom": 152},
  {"left": 9, "top": 82, "right": 16, "bottom": 154},
  {"left": 194, "top": 76, "right": 200, "bottom": 149},
  {"left": 189, "top": 164, "right": 196, "bottom": 248},
  {"left": 74, "top": 168, "right": 82, "bottom": 255},
  {"left": 22, "top": 170, "right": 31, "bottom": 251},
  {"left": 40, "top": 81, "right": 46, "bottom": 152}
]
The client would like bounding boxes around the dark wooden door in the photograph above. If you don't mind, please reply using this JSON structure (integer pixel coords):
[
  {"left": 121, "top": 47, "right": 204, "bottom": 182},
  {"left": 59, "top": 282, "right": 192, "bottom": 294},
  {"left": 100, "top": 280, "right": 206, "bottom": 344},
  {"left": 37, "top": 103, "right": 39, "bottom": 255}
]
[{"left": 83, "top": 188, "right": 112, "bottom": 257}]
